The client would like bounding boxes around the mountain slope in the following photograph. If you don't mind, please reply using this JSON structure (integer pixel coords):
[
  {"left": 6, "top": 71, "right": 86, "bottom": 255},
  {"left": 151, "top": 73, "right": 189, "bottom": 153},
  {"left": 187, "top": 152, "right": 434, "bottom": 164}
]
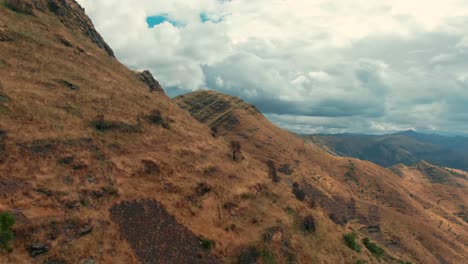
[
  {"left": 390, "top": 161, "right": 468, "bottom": 227},
  {"left": 303, "top": 131, "right": 468, "bottom": 170},
  {"left": 0, "top": 1, "right": 466, "bottom": 263},
  {"left": 174, "top": 91, "right": 468, "bottom": 264}
]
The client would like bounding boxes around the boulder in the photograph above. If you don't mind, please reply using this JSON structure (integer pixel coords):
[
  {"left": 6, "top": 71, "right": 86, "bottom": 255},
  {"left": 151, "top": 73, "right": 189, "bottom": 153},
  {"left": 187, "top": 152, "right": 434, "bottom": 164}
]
[
  {"left": 57, "top": 80, "right": 79, "bottom": 90},
  {"left": 135, "top": 70, "right": 164, "bottom": 93},
  {"left": 5, "top": 0, "right": 35, "bottom": 15},
  {"left": 27, "top": 243, "right": 50, "bottom": 257},
  {"left": 79, "top": 225, "right": 93, "bottom": 237},
  {"left": 46, "top": 0, "right": 115, "bottom": 57},
  {"left": 79, "top": 258, "right": 95, "bottom": 264}
]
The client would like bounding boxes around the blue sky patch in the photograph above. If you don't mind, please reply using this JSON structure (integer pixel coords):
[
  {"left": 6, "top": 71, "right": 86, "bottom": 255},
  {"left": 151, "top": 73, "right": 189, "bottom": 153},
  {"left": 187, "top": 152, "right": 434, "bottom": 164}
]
[
  {"left": 199, "top": 13, "right": 223, "bottom": 23},
  {"left": 146, "top": 15, "right": 180, "bottom": 28}
]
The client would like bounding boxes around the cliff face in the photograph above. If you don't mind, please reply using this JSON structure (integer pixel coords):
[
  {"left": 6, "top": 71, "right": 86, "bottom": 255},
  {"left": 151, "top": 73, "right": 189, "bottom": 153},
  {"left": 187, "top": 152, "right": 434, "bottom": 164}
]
[{"left": 0, "top": 1, "right": 467, "bottom": 264}]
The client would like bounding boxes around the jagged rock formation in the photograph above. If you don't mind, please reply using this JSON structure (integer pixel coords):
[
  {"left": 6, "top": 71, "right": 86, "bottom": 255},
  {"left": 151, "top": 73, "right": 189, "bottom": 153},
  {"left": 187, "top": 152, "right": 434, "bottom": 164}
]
[
  {"left": 3, "top": 0, "right": 114, "bottom": 56},
  {"left": 135, "top": 70, "right": 164, "bottom": 93}
]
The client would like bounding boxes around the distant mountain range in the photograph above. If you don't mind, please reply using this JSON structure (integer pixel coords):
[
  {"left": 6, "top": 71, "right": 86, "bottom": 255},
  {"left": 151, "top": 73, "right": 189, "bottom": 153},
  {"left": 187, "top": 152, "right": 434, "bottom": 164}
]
[{"left": 302, "top": 130, "right": 468, "bottom": 171}]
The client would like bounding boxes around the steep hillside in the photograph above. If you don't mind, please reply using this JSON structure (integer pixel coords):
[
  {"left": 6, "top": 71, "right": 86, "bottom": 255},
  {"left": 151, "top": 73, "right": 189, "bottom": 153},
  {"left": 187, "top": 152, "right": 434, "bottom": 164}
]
[
  {"left": 175, "top": 91, "right": 468, "bottom": 264},
  {"left": 390, "top": 161, "right": 468, "bottom": 228},
  {"left": 303, "top": 131, "right": 468, "bottom": 170},
  {"left": 0, "top": 1, "right": 466, "bottom": 263}
]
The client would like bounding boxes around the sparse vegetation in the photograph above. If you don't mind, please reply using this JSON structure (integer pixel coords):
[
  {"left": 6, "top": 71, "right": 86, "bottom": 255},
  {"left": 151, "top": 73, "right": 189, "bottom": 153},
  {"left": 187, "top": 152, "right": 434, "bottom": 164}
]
[
  {"left": 278, "top": 163, "right": 293, "bottom": 175},
  {"left": 267, "top": 160, "right": 280, "bottom": 183},
  {"left": 57, "top": 156, "right": 74, "bottom": 165},
  {"left": 300, "top": 215, "right": 316, "bottom": 233},
  {"left": 141, "top": 159, "right": 160, "bottom": 175},
  {"left": 261, "top": 249, "right": 276, "bottom": 264},
  {"left": 223, "top": 201, "right": 238, "bottom": 210},
  {"left": 144, "top": 110, "right": 170, "bottom": 129},
  {"left": 292, "top": 182, "right": 306, "bottom": 201},
  {"left": 195, "top": 182, "right": 212, "bottom": 197},
  {"left": 230, "top": 141, "right": 242, "bottom": 161},
  {"left": 344, "top": 161, "right": 358, "bottom": 183},
  {"left": 102, "top": 185, "right": 119, "bottom": 197},
  {"left": 397, "top": 261, "right": 412, "bottom": 264},
  {"left": 0, "top": 131, "right": 6, "bottom": 156},
  {"left": 199, "top": 237, "right": 215, "bottom": 250},
  {"left": 238, "top": 246, "right": 260, "bottom": 264},
  {"left": 0, "top": 211, "right": 15, "bottom": 251},
  {"left": 343, "top": 233, "right": 361, "bottom": 252},
  {"left": 362, "top": 237, "right": 384, "bottom": 257},
  {"left": 262, "top": 226, "right": 282, "bottom": 242},
  {"left": 91, "top": 115, "right": 141, "bottom": 133},
  {"left": 0, "top": 91, "right": 9, "bottom": 103},
  {"left": 240, "top": 192, "right": 256, "bottom": 200}
]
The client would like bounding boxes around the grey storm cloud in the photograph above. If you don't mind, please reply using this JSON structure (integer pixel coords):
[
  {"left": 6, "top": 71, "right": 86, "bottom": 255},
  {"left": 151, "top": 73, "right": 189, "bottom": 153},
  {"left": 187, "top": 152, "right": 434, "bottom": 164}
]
[{"left": 77, "top": 0, "right": 468, "bottom": 135}]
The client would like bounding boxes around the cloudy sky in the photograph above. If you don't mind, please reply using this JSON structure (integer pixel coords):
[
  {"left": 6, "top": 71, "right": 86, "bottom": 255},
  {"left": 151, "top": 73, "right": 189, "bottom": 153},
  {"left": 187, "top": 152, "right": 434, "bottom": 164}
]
[{"left": 77, "top": 0, "right": 468, "bottom": 135}]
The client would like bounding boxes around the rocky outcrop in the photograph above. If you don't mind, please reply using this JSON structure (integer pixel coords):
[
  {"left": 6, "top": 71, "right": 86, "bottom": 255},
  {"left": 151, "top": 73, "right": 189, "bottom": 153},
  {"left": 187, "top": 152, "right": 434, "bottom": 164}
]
[
  {"left": 46, "top": 0, "right": 115, "bottom": 57},
  {"left": 27, "top": 243, "right": 50, "bottom": 257},
  {"left": 135, "top": 70, "right": 164, "bottom": 93},
  {"left": 173, "top": 90, "right": 261, "bottom": 133},
  {"left": 3, "top": 0, "right": 46, "bottom": 15},
  {"left": 4, "top": 0, "right": 114, "bottom": 57}
]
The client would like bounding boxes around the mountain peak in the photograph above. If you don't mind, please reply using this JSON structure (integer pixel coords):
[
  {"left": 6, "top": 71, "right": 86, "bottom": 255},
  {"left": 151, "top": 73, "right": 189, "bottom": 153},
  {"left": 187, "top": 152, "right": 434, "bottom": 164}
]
[{"left": 174, "top": 89, "right": 262, "bottom": 134}]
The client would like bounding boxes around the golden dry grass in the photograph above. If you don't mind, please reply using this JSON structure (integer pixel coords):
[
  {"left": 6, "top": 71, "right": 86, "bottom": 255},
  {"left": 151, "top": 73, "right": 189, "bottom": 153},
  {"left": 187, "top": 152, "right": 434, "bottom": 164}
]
[{"left": 0, "top": 1, "right": 466, "bottom": 264}]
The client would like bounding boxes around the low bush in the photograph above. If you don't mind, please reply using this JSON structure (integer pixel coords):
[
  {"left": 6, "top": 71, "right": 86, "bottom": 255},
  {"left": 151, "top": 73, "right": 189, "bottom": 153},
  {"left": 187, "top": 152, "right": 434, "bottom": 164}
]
[
  {"left": 343, "top": 233, "right": 361, "bottom": 252},
  {"left": 363, "top": 237, "right": 384, "bottom": 257},
  {"left": 261, "top": 249, "right": 276, "bottom": 264},
  {"left": 91, "top": 116, "right": 141, "bottom": 133},
  {"left": 267, "top": 160, "right": 280, "bottom": 183},
  {"left": 199, "top": 237, "right": 215, "bottom": 250},
  {"left": 230, "top": 141, "right": 242, "bottom": 161},
  {"left": 292, "top": 182, "right": 305, "bottom": 201},
  {"left": 0, "top": 211, "right": 15, "bottom": 250},
  {"left": 300, "top": 215, "right": 316, "bottom": 233},
  {"left": 238, "top": 246, "right": 260, "bottom": 264},
  {"left": 278, "top": 164, "right": 293, "bottom": 175}
]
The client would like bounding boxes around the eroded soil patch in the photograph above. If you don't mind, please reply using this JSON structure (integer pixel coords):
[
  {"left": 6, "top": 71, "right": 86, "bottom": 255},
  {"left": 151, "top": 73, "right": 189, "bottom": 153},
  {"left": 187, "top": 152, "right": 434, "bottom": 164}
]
[{"left": 110, "top": 199, "right": 220, "bottom": 264}]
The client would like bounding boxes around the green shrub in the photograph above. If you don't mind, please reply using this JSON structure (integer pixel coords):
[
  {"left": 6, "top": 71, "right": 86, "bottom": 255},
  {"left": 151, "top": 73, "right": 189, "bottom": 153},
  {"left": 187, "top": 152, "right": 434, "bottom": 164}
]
[
  {"left": 199, "top": 237, "right": 215, "bottom": 250},
  {"left": 343, "top": 233, "right": 361, "bottom": 252},
  {"left": 0, "top": 91, "right": 9, "bottom": 103},
  {"left": 398, "top": 261, "right": 412, "bottom": 264},
  {"left": 91, "top": 116, "right": 141, "bottom": 133},
  {"left": 0, "top": 211, "right": 15, "bottom": 250},
  {"left": 261, "top": 249, "right": 276, "bottom": 264},
  {"left": 362, "top": 237, "right": 384, "bottom": 257}
]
